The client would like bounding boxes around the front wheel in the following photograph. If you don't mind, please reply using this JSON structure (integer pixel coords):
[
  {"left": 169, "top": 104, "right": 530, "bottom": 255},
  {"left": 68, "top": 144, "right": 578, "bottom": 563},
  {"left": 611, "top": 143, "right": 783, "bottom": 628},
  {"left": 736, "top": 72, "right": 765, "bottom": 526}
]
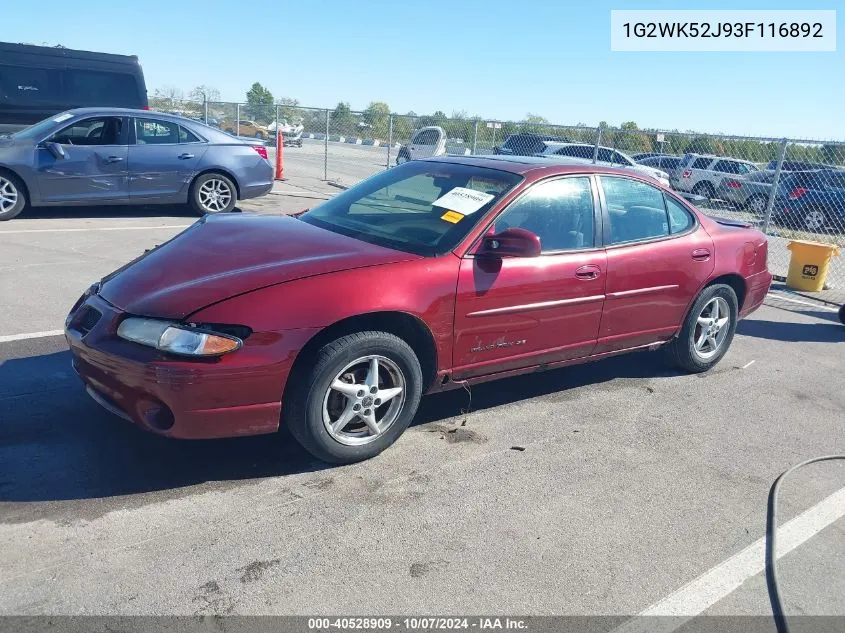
[
  {"left": 284, "top": 331, "right": 423, "bottom": 464},
  {"left": 396, "top": 151, "right": 410, "bottom": 165},
  {"left": 839, "top": 303, "right": 845, "bottom": 325},
  {"left": 0, "top": 172, "right": 26, "bottom": 221},
  {"left": 667, "top": 284, "right": 738, "bottom": 373},
  {"left": 190, "top": 172, "right": 237, "bottom": 215}
]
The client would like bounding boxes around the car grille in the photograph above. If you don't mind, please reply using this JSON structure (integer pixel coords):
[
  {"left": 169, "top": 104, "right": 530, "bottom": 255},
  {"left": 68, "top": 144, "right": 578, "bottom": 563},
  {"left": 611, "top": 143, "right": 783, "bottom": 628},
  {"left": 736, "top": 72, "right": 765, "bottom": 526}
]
[{"left": 72, "top": 305, "right": 102, "bottom": 337}]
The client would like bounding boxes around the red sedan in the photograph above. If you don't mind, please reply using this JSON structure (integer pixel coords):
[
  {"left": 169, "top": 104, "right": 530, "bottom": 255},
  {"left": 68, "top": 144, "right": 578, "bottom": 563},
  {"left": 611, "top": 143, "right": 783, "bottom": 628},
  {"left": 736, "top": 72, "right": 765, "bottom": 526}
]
[{"left": 66, "top": 157, "right": 772, "bottom": 463}]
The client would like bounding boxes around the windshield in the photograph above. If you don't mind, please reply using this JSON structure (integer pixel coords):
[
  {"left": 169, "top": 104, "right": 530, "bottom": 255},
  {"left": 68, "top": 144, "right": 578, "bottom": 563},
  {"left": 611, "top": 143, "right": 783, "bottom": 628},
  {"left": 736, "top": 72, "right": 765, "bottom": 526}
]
[
  {"left": 11, "top": 112, "right": 74, "bottom": 141},
  {"left": 300, "top": 161, "right": 523, "bottom": 256}
]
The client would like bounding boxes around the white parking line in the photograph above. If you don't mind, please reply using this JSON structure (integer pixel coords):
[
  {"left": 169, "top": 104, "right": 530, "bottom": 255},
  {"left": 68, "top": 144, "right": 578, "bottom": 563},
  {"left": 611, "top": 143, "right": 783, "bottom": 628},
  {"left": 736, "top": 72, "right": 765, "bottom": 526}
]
[
  {"left": 0, "top": 330, "right": 65, "bottom": 343},
  {"left": 612, "top": 485, "right": 845, "bottom": 633},
  {"left": 767, "top": 293, "right": 840, "bottom": 312},
  {"left": 0, "top": 224, "right": 191, "bottom": 235}
]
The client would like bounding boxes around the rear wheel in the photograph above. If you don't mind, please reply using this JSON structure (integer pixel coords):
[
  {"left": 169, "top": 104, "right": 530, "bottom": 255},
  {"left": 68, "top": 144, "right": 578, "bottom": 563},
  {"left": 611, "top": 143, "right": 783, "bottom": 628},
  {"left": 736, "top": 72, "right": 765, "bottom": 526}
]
[
  {"left": 396, "top": 150, "right": 410, "bottom": 165},
  {"left": 0, "top": 172, "right": 26, "bottom": 221},
  {"left": 746, "top": 194, "right": 767, "bottom": 215},
  {"left": 667, "top": 284, "right": 738, "bottom": 373},
  {"left": 692, "top": 181, "right": 716, "bottom": 201},
  {"left": 284, "top": 331, "right": 423, "bottom": 464},
  {"left": 190, "top": 172, "right": 237, "bottom": 215},
  {"left": 255, "top": 131, "right": 265, "bottom": 139},
  {"left": 839, "top": 304, "right": 845, "bottom": 325},
  {"left": 803, "top": 207, "right": 828, "bottom": 232}
]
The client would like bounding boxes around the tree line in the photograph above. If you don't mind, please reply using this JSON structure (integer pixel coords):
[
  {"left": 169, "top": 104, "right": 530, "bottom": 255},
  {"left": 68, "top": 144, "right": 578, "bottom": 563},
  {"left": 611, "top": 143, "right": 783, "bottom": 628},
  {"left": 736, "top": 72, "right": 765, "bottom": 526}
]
[{"left": 150, "top": 83, "right": 844, "bottom": 166}]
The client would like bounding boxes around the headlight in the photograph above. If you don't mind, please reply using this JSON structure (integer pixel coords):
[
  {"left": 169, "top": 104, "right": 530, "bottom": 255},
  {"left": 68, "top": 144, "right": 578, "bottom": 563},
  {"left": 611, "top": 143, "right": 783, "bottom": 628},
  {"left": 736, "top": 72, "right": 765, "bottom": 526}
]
[{"left": 117, "top": 318, "right": 242, "bottom": 357}]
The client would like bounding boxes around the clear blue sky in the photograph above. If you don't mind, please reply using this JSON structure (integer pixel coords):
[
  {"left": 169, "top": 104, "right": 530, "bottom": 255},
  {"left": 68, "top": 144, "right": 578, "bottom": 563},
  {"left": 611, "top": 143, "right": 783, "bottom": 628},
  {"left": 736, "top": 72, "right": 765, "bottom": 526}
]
[{"left": 8, "top": 0, "right": 843, "bottom": 139}]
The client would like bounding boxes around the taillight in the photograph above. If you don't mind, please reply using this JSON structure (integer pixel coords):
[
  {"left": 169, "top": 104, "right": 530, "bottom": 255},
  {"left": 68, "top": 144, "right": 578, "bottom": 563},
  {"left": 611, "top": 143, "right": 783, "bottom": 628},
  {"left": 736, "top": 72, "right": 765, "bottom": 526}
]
[
  {"left": 252, "top": 145, "right": 268, "bottom": 160},
  {"left": 788, "top": 187, "right": 808, "bottom": 200},
  {"left": 724, "top": 179, "right": 742, "bottom": 189},
  {"left": 141, "top": 105, "right": 150, "bottom": 110},
  {"left": 682, "top": 169, "right": 692, "bottom": 178}
]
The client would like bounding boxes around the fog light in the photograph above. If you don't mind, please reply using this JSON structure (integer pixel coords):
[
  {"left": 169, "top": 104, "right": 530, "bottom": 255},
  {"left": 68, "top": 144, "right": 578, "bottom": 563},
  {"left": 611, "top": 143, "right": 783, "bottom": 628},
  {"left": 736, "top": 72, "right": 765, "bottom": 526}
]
[{"left": 137, "top": 397, "right": 174, "bottom": 431}]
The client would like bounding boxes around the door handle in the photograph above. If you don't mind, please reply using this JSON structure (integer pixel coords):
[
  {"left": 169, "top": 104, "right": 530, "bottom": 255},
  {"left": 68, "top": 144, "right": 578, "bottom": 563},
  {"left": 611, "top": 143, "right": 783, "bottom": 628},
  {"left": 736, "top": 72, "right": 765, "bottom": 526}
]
[
  {"left": 692, "top": 248, "right": 711, "bottom": 261},
  {"left": 105, "top": 155, "right": 124, "bottom": 163},
  {"left": 575, "top": 265, "right": 601, "bottom": 280},
  {"left": 178, "top": 153, "right": 195, "bottom": 160}
]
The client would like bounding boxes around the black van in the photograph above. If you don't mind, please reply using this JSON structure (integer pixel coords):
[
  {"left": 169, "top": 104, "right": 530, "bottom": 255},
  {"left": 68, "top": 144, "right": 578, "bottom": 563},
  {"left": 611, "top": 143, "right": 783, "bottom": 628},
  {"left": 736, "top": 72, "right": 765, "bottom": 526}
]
[{"left": 0, "top": 42, "right": 148, "bottom": 134}]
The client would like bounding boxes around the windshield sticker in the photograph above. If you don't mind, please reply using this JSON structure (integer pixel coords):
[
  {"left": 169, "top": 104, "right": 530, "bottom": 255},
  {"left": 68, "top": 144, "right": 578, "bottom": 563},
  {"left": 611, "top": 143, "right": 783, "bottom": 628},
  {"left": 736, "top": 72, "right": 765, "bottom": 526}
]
[
  {"left": 52, "top": 113, "right": 74, "bottom": 123},
  {"left": 440, "top": 210, "right": 465, "bottom": 224},
  {"left": 432, "top": 187, "right": 495, "bottom": 215}
]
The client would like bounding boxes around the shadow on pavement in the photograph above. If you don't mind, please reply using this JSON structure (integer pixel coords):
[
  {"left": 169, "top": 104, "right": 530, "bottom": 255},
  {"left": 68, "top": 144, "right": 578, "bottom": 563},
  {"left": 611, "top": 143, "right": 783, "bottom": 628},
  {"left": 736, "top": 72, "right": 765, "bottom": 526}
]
[
  {"left": 0, "top": 349, "right": 678, "bottom": 505},
  {"left": 737, "top": 319, "right": 844, "bottom": 343}
]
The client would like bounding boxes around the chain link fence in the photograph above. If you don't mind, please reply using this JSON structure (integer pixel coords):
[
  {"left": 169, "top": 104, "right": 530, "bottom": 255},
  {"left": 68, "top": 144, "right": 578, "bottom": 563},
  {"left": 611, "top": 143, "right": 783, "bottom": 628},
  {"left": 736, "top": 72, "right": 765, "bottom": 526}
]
[{"left": 149, "top": 97, "right": 845, "bottom": 303}]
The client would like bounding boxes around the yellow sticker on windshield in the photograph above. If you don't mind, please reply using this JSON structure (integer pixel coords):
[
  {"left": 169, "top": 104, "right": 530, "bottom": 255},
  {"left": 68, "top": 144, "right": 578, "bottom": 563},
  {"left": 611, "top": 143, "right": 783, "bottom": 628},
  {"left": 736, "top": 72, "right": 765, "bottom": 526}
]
[{"left": 441, "top": 210, "right": 465, "bottom": 224}]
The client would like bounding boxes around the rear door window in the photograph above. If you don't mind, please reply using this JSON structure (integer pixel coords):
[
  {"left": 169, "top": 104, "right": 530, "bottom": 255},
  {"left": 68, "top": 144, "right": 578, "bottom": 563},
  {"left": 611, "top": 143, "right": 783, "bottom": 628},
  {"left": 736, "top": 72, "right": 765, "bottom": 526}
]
[
  {"left": 691, "top": 157, "right": 712, "bottom": 169},
  {"left": 0, "top": 65, "right": 61, "bottom": 104},
  {"left": 412, "top": 129, "right": 440, "bottom": 145},
  {"left": 134, "top": 118, "right": 179, "bottom": 144},
  {"left": 600, "top": 176, "right": 670, "bottom": 244},
  {"left": 64, "top": 69, "right": 141, "bottom": 107}
]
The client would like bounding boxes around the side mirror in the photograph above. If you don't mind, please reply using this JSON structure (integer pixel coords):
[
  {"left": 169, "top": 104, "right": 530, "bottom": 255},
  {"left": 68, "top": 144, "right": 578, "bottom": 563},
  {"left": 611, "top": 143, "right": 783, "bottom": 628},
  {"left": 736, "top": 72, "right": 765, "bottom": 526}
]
[
  {"left": 42, "top": 142, "right": 66, "bottom": 159},
  {"left": 478, "top": 228, "right": 541, "bottom": 258}
]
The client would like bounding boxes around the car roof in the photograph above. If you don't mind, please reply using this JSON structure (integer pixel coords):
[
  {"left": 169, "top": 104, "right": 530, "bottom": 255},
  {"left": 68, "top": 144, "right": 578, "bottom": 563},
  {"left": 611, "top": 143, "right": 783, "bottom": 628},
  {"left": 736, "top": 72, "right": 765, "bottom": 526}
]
[
  {"left": 63, "top": 107, "right": 181, "bottom": 119},
  {"left": 421, "top": 154, "right": 652, "bottom": 178}
]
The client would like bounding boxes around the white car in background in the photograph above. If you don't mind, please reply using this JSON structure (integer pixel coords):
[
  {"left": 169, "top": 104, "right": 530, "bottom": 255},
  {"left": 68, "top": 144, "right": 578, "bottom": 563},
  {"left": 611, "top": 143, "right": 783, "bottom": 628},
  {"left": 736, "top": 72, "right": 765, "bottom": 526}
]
[
  {"left": 537, "top": 142, "right": 671, "bottom": 187},
  {"left": 395, "top": 126, "right": 472, "bottom": 164}
]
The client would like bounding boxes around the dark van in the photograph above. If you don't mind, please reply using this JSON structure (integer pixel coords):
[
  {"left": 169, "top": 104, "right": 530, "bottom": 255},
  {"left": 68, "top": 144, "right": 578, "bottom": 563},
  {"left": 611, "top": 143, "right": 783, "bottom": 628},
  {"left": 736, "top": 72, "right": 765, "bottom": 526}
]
[{"left": 0, "top": 42, "right": 148, "bottom": 134}]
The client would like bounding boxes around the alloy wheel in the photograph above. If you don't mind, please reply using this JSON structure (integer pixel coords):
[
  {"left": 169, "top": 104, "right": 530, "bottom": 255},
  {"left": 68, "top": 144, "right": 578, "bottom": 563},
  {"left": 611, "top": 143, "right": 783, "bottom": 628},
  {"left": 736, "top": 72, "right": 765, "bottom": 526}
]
[
  {"left": 0, "top": 177, "right": 19, "bottom": 214},
  {"left": 322, "top": 355, "right": 406, "bottom": 446},
  {"left": 693, "top": 297, "right": 731, "bottom": 360},
  {"left": 804, "top": 210, "right": 826, "bottom": 232},
  {"left": 198, "top": 178, "right": 233, "bottom": 213}
]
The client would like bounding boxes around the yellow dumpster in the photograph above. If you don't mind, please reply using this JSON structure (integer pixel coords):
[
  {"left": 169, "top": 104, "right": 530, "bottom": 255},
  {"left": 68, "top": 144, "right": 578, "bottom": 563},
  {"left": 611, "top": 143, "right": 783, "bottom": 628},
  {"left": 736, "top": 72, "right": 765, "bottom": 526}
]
[{"left": 786, "top": 240, "right": 840, "bottom": 292}]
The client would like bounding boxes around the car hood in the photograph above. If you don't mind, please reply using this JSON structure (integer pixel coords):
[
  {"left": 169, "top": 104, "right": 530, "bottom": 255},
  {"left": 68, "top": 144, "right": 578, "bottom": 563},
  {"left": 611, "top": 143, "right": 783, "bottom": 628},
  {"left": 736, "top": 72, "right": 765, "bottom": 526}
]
[{"left": 98, "top": 214, "right": 419, "bottom": 319}]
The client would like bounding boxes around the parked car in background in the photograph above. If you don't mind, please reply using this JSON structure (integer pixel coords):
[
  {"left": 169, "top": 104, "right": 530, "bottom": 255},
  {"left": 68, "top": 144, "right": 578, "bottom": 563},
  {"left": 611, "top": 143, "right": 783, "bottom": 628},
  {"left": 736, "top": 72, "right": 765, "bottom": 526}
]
[
  {"left": 221, "top": 119, "right": 269, "bottom": 139},
  {"left": 632, "top": 152, "right": 671, "bottom": 162},
  {"left": 493, "top": 132, "right": 571, "bottom": 156},
  {"left": 766, "top": 159, "right": 833, "bottom": 171},
  {"left": 671, "top": 153, "right": 759, "bottom": 200},
  {"left": 65, "top": 155, "right": 771, "bottom": 464},
  {"left": 716, "top": 170, "right": 781, "bottom": 214},
  {"left": 396, "top": 126, "right": 446, "bottom": 164},
  {"left": 267, "top": 119, "right": 305, "bottom": 147},
  {"left": 0, "top": 108, "right": 273, "bottom": 220},
  {"left": 0, "top": 41, "right": 148, "bottom": 135},
  {"left": 638, "top": 155, "right": 682, "bottom": 174},
  {"left": 538, "top": 142, "right": 670, "bottom": 187},
  {"left": 774, "top": 169, "right": 845, "bottom": 232}
]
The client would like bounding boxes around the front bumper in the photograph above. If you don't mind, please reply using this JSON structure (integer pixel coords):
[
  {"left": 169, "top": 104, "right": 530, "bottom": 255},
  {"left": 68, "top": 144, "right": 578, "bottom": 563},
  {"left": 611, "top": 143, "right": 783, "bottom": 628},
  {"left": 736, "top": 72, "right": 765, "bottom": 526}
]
[{"left": 65, "top": 293, "right": 313, "bottom": 439}]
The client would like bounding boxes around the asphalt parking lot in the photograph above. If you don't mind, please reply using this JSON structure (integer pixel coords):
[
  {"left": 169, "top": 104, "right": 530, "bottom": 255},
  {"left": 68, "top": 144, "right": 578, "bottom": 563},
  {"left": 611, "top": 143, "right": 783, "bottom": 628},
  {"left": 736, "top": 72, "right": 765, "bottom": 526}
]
[{"left": 1, "top": 197, "right": 843, "bottom": 622}]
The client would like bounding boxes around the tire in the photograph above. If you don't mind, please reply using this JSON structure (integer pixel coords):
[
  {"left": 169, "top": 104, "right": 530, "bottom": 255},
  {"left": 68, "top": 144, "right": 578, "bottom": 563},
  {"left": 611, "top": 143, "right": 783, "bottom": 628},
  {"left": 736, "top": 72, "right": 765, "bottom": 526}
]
[
  {"left": 190, "top": 172, "right": 237, "bottom": 215},
  {"left": 284, "top": 331, "right": 423, "bottom": 464},
  {"left": 667, "top": 284, "right": 738, "bottom": 373},
  {"left": 839, "top": 304, "right": 845, "bottom": 325},
  {"left": 803, "top": 207, "right": 828, "bottom": 233},
  {"left": 692, "top": 181, "right": 716, "bottom": 201},
  {"left": 255, "top": 131, "right": 264, "bottom": 139},
  {"left": 224, "top": 128, "right": 234, "bottom": 134},
  {"left": 746, "top": 194, "right": 767, "bottom": 215},
  {"left": 396, "top": 150, "right": 410, "bottom": 165},
  {"left": 0, "top": 172, "right": 27, "bottom": 221}
]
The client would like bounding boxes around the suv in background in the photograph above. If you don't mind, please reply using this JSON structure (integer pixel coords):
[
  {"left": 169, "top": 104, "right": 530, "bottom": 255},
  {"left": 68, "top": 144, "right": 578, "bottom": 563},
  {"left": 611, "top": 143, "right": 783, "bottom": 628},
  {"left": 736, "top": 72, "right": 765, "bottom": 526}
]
[
  {"left": 493, "top": 132, "right": 570, "bottom": 156},
  {"left": 0, "top": 42, "right": 148, "bottom": 135},
  {"left": 671, "top": 153, "right": 759, "bottom": 200}
]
